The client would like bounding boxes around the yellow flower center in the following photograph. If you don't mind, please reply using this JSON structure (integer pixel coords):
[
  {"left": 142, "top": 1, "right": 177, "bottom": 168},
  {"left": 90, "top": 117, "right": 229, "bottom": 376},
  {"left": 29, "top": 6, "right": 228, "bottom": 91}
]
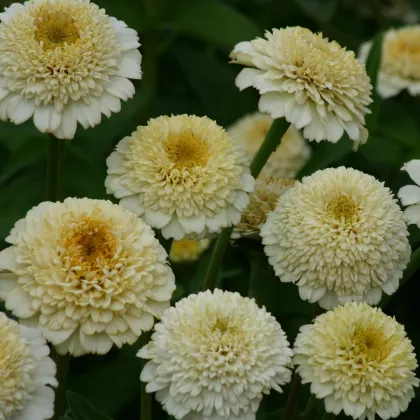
[
  {"left": 352, "top": 326, "right": 389, "bottom": 362},
  {"left": 172, "top": 239, "right": 200, "bottom": 255},
  {"left": 164, "top": 130, "right": 210, "bottom": 169},
  {"left": 326, "top": 194, "right": 359, "bottom": 223},
  {"left": 61, "top": 218, "right": 118, "bottom": 278},
  {"left": 35, "top": 12, "right": 80, "bottom": 50}
]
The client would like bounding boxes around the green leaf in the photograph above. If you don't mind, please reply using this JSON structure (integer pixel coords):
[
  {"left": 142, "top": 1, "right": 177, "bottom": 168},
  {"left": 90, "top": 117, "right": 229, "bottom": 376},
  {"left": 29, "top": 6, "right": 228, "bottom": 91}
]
[
  {"left": 168, "top": 0, "right": 261, "bottom": 50},
  {"left": 67, "top": 391, "right": 113, "bottom": 420},
  {"left": 294, "top": 0, "right": 337, "bottom": 22},
  {"left": 365, "top": 32, "right": 383, "bottom": 133}
]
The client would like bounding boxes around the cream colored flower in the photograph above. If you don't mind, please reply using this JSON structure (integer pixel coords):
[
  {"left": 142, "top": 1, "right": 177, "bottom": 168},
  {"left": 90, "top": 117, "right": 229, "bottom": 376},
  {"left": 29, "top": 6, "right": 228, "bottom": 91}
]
[
  {"left": 0, "top": 311, "right": 57, "bottom": 420},
  {"left": 0, "top": 198, "right": 175, "bottom": 357},
  {"left": 231, "top": 27, "right": 372, "bottom": 146},
  {"left": 398, "top": 159, "right": 420, "bottom": 226},
  {"left": 261, "top": 167, "right": 410, "bottom": 309},
  {"left": 106, "top": 115, "right": 255, "bottom": 240},
  {"left": 227, "top": 112, "right": 311, "bottom": 178},
  {"left": 169, "top": 237, "right": 210, "bottom": 263},
  {"left": 233, "top": 176, "right": 296, "bottom": 239},
  {"left": 138, "top": 289, "right": 293, "bottom": 420},
  {"left": 294, "top": 302, "right": 419, "bottom": 420},
  {"left": 0, "top": 0, "right": 141, "bottom": 139},
  {"left": 360, "top": 26, "right": 420, "bottom": 98}
]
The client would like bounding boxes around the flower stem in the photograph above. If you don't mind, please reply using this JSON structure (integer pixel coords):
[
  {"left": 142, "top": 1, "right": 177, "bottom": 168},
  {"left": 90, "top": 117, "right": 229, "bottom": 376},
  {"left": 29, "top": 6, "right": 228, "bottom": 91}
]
[
  {"left": 140, "top": 376, "right": 152, "bottom": 420},
  {"left": 202, "top": 118, "right": 290, "bottom": 291},
  {"left": 300, "top": 394, "right": 317, "bottom": 419},
  {"left": 52, "top": 350, "right": 70, "bottom": 420},
  {"left": 381, "top": 246, "right": 420, "bottom": 307},
  {"left": 46, "top": 133, "right": 62, "bottom": 202},
  {"left": 282, "top": 374, "right": 302, "bottom": 420}
]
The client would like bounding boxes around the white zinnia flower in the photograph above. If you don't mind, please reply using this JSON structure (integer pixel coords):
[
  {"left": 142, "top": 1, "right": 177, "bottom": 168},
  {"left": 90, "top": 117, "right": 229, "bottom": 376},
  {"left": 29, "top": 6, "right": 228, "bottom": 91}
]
[
  {"left": 138, "top": 289, "right": 293, "bottom": 420},
  {"left": 398, "top": 159, "right": 420, "bottom": 226},
  {"left": 227, "top": 112, "right": 311, "bottom": 178},
  {"left": 261, "top": 167, "right": 410, "bottom": 309},
  {"left": 169, "top": 237, "right": 210, "bottom": 263},
  {"left": 105, "top": 115, "right": 255, "bottom": 240},
  {"left": 233, "top": 176, "right": 296, "bottom": 239},
  {"left": 230, "top": 27, "right": 373, "bottom": 146},
  {"left": 360, "top": 26, "right": 420, "bottom": 98},
  {"left": 0, "top": 198, "right": 175, "bottom": 357},
  {"left": 0, "top": 0, "right": 142, "bottom": 139},
  {"left": 0, "top": 311, "right": 57, "bottom": 420},
  {"left": 294, "top": 302, "right": 419, "bottom": 420}
]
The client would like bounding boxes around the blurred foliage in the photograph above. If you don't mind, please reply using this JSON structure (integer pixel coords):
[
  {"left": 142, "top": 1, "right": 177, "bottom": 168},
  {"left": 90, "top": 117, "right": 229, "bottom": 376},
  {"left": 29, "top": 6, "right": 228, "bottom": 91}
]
[{"left": 1, "top": 0, "right": 420, "bottom": 419}]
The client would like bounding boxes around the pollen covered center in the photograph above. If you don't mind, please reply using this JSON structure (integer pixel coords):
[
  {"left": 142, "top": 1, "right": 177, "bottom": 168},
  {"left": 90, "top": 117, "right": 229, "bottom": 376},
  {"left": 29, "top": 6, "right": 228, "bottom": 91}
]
[
  {"left": 61, "top": 217, "right": 118, "bottom": 278},
  {"left": 352, "top": 326, "right": 389, "bottom": 362},
  {"left": 35, "top": 12, "right": 80, "bottom": 50},
  {"left": 164, "top": 130, "right": 210, "bottom": 170},
  {"left": 326, "top": 193, "right": 359, "bottom": 223}
]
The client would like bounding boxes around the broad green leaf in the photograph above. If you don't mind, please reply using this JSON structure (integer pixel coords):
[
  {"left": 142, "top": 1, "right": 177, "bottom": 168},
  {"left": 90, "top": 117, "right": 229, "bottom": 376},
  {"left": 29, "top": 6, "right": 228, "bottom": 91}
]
[
  {"left": 168, "top": 0, "right": 261, "bottom": 50},
  {"left": 365, "top": 32, "right": 383, "bottom": 133},
  {"left": 67, "top": 391, "right": 113, "bottom": 420},
  {"left": 359, "top": 134, "right": 403, "bottom": 165},
  {"left": 294, "top": 0, "right": 337, "bottom": 22}
]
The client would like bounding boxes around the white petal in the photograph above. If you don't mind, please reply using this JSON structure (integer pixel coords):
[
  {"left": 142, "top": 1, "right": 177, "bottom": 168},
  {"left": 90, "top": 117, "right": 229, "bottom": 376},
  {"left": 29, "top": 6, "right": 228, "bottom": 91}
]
[
  {"left": 402, "top": 160, "right": 420, "bottom": 186},
  {"left": 9, "top": 98, "right": 35, "bottom": 124},
  {"left": 118, "top": 49, "right": 142, "bottom": 79},
  {"left": 144, "top": 210, "right": 173, "bottom": 230},
  {"left": 404, "top": 204, "right": 420, "bottom": 226},
  {"left": 120, "top": 195, "right": 144, "bottom": 215},
  {"left": 161, "top": 218, "right": 185, "bottom": 240},
  {"left": 106, "top": 76, "right": 135, "bottom": 101},
  {"left": 398, "top": 185, "right": 420, "bottom": 206},
  {"left": 33, "top": 105, "right": 61, "bottom": 133},
  {"left": 6, "top": 287, "right": 36, "bottom": 318},
  {"left": 178, "top": 213, "right": 206, "bottom": 234},
  {"left": 0, "top": 247, "right": 20, "bottom": 271},
  {"left": 79, "top": 332, "right": 114, "bottom": 355},
  {"left": 259, "top": 92, "right": 290, "bottom": 119},
  {"left": 235, "top": 68, "right": 263, "bottom": 91}
]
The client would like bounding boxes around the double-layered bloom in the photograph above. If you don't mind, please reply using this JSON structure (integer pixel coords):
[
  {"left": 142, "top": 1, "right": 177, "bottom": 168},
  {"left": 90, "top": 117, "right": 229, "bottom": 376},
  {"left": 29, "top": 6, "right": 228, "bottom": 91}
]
[
  {"left": 360, "top": 26, "right": 420, "bottom": 98},
  {"left": 0, "top": 0, "right": 142, "bottom": 139},
  {"left": 0, "top": 312, "right": 57, "bottom": 420},
  {"left": 261, "top": 167, "right": 410, "bottom": 309},
  {"left": 227, "top": 112, "right": 311, "bottom": 178},
  {"left": 230, "top": 27, "right": 372, "bottom": 146},
  {"left": 138, "top": 289, "right": 293, "bottom": 420},
  {"left": 106, "top": 115, "right": 255, "bottom": 240},
  {"left": 0, "top": 198, "right": 175, "bottom": 356},
  {"left": 398, "top": 159, "right": 420, "bottom": 226},
  {"left": 294, "top": 302, "right": 419, "bottom": 420}
]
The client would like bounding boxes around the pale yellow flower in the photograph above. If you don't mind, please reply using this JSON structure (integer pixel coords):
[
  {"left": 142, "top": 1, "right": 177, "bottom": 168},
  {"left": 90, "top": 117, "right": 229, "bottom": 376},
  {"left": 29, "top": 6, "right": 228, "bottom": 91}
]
[
  {"left": 169, "top": 237, "right": 210, "bottom": 263},
  {"left": 231, "top": 27, "right": 372, "bottom": 146},
  {"left": 0, "top": 0, "right": 141, "bottom": 139},
  {"left": 106, "top": 115, "right": 255, "bottom": 240},
  {"left": 0, "top": 198, "right": 175, "bottom": 356},
  {"left": 139, "top": 289, "right": 293, "bottom": 420},
  {"left": 294, "top": 302, "right": 419, "bottom": 420}
]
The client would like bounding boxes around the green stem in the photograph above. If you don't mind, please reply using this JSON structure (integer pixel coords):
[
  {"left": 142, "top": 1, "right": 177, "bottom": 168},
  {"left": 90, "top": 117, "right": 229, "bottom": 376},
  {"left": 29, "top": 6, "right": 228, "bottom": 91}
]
[
  {"left": 381, "top": 246, "right": 420, "bottom": 307},
  {"left": 282, "top": 374, "right": 302, "bottom": 420},
  {"left": 46, "top": 134, "right": 62, "bottom": 202},
  {"left": 52, "top": 350, "right": 70, "bottom": 420},
  {"left": 202, "top": 228, "right": 233, "bottom": 291},
  {"left": 202, "top": 119, "right": 290, "bottom": 290},
  {"left": 140, "top": 377, "right": 152, "bottom": 420},
  {"left": 250, "top": 118, "right": 290, "bottom": 178},
  {"left": 300, "top": 394, "right": 317, "bottom": 419}
]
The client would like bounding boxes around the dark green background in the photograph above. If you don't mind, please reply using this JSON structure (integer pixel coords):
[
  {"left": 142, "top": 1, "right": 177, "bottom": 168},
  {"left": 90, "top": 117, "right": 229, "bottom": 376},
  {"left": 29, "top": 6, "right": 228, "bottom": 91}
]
[{"left": 1, "top": 0, "right": 420, "bottom": 419}]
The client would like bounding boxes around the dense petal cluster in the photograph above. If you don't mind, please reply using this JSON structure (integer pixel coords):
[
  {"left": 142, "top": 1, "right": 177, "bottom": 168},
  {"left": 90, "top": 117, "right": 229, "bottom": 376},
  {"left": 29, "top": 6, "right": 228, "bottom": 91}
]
[
  {"left": 233, "top": 177, "right": 296, "bottom": 239},
  {"left": 169, "top": 237, "right": 210, "bottom": 263},
  {"left": 106, "top": 115, "right": 255, "bottom": 240},
  {"left": 230, "top": 27, "right": 372, "bottom": 146},
  {"left": 294, "top": 302, "right": 419, "bottom": 420},
  {"left": 0, "top": 311, "right": 57, "bottom": 420},
  {"left": 0, "top": 198, "right": 175, "bottom": 356},
  {"left": 398, "top": 159, "right": 420, "bottom": 226},
  {"left": 261, "top": 167, "right": 410, "bottom": 309},
  {"left": 227, "top": 112, "right": 311, "bottom": 178},
  {"left": 360, "top": 26, "right": 420, "bottom": 98},
  {"left": 0, "top": 0, "right": 141, "bottom": 139},
  {"left": 138, "top": 289, "right": 293, "bottom": 420}
]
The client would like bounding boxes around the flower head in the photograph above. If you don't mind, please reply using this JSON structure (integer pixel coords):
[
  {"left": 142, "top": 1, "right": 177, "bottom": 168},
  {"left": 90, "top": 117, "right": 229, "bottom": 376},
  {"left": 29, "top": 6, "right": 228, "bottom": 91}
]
[
  {"left": 0, "top": 198, "right": 175, "bottom": 356},
  {"left": 261, "top": 167, "right": 410, "bottom": 309},
  {"left": 106, "top": 115, "right": 255, "bottom": 240},
  {"left": 138, "top": 289, "right": 293, "bottom": 420},
  {"left": 398, "top": 159, "right": 420, "bottom": 226},
  {"left": 0, "top": 0, "right": 141, "bottom": 139},
  {"left": 228, "top": 112, "right": 311, "bottom": 178},
  {"left": 0, "top": 311, "right": 57, "bottom": 420},
  {"left": 231, "top": 27, "right": 372, "bottom": 146},
  {"left": 294, "top": 302, "right": 419, "bottom": 420},
  {"left": 169, "top": 237, "right": 210, "bottom": 263},
  {"left": 233, "top": 176, "right": 296, "bottom": 239},
  {"left": 360, "top": 26, "right": 420, "bottom": 98}
]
